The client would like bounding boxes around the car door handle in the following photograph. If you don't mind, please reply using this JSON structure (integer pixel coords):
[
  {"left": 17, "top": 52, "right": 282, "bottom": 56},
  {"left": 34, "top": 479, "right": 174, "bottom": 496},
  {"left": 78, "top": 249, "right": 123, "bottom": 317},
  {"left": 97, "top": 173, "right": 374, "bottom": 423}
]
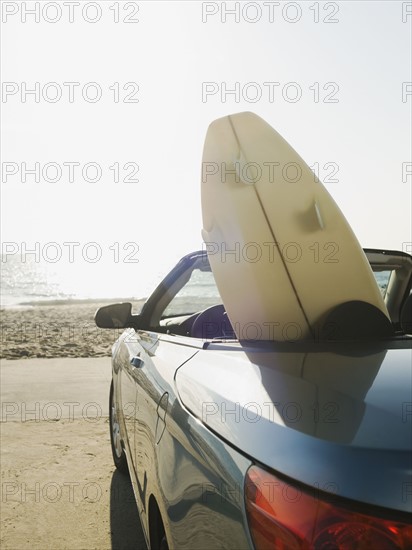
[{"left": 130, "top": 355, "right": 144, "bottom": 369}]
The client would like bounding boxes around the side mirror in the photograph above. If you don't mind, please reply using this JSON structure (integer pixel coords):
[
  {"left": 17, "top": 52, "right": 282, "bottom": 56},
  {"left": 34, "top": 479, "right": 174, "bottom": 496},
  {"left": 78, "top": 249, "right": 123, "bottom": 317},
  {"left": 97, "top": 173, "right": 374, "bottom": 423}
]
[{"left": 95, "top": 302, "right": 133, "bottom": 329}]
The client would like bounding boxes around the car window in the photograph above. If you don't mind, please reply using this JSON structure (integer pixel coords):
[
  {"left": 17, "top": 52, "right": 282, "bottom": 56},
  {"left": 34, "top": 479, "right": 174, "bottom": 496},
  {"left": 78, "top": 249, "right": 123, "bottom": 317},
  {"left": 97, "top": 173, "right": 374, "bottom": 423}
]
[
  {"left": 373, "top": 270, "right": 392, "bottom": 298},
  {"left": 162, "top": 268, "right": 222, "bottom": 318}
]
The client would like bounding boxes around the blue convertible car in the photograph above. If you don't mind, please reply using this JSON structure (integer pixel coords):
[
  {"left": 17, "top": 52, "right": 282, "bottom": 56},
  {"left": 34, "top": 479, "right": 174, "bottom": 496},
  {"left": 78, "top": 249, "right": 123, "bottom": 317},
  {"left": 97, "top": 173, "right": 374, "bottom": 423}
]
[{"left": 95, "top": 248, "right": 412, "bottom": 550}]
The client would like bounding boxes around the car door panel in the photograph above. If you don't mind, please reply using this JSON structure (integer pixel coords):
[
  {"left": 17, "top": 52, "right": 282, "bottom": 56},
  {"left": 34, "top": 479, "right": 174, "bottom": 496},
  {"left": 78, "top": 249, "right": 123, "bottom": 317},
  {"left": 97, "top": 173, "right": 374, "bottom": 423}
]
[
  {"left": 131, "top": 333, "right": 200, "bottom": 496},
  {"left": 123, "top": 332, "right": 254, "bottom": 548},
  {"left": 113, "top": 333, "right": 139, "bottom": 472},
  {"left": 154, "top": 389, "right": 253, "bottom": 550}
]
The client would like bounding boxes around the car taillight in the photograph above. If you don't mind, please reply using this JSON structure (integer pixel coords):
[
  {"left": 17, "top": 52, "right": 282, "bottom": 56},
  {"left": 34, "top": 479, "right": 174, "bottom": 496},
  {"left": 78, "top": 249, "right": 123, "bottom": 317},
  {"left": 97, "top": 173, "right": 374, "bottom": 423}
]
[{"left": 245, "top": 465, "right": 412, "bottom": 550}]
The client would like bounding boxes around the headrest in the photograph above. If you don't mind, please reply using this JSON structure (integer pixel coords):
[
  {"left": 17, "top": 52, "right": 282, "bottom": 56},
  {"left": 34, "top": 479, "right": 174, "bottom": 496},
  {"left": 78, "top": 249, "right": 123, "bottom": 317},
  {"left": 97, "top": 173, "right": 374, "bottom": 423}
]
[
  {"left": 191, "top": 304, "right": 234, "bottom": 339},
  {"left": 319, "top": 300, "right": 394, "bottom": 341}
]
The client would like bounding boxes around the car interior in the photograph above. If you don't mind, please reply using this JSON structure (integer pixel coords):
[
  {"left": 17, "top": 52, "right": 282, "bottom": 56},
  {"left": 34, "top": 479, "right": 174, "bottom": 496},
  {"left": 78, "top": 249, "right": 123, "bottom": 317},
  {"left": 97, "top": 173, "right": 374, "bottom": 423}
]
[{"left": 150, "top": 249, "right": 412, "bottom": 341}]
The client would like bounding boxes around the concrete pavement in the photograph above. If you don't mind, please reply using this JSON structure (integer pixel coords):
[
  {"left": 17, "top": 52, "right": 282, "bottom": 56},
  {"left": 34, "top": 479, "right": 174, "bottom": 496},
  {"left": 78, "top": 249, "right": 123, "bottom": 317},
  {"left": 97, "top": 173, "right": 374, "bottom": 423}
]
[{"left": 1, "top": 357, "right": 112, "bottom": 422}]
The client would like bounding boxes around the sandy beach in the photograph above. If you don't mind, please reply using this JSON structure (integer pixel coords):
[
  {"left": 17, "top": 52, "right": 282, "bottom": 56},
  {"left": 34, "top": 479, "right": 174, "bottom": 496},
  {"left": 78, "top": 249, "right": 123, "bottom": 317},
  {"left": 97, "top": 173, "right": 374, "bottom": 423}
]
[
  {"left": 1, "top": 300, "right": 146, "bottom": 360},
  {"left": 0, "top": 302, "right": 148, "bottom": 549}
]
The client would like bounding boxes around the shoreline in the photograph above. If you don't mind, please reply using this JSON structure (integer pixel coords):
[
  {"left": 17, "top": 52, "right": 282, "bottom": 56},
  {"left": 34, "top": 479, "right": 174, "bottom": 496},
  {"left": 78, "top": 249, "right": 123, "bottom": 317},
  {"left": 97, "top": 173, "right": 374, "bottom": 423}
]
[{"left": 1, "top": 296, "right": 146, "bottom": 310}]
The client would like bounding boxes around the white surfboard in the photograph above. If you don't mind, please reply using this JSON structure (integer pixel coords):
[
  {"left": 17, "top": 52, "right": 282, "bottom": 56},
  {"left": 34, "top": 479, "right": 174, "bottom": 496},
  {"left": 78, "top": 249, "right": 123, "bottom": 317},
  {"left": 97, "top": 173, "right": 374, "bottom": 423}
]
[{"left": 201, "top": 112, "right": 390, "bottom": 341}]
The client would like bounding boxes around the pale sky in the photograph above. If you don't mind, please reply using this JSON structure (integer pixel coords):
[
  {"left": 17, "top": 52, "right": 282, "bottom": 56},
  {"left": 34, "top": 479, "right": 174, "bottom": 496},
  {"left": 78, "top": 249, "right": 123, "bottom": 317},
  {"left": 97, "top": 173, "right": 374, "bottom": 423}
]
[{"left": 1, "top": 1, "right": 411, "bottom": 292}]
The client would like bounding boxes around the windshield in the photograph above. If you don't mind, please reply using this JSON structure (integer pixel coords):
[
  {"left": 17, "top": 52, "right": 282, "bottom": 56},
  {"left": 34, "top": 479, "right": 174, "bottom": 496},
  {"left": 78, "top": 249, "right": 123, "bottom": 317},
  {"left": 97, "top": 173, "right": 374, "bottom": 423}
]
[
  {"left": 372, "top": 269, "right": 392, "bottom": 298},
  {"left": 162, "top": 268, "right": 222, "bottom": 318}
]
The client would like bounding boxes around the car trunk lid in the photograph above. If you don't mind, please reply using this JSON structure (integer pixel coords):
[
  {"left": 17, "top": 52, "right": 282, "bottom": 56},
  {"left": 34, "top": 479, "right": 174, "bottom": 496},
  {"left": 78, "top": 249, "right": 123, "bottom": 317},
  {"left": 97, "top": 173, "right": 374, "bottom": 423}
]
[{"left": 175, "top": 340, "right": 412, "bottom": 513}]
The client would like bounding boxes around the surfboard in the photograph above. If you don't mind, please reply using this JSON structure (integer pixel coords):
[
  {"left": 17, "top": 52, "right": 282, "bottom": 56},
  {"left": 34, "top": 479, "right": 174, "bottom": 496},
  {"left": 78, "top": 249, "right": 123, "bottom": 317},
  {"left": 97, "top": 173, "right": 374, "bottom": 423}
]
[{"left": 201, "top": 112, "right": 390, "bottom": 341}]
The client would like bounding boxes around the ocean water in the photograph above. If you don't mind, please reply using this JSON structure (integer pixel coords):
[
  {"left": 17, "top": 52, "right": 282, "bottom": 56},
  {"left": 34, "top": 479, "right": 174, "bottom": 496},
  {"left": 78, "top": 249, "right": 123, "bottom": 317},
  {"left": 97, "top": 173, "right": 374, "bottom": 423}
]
[
  {"left": 0, "top": 253, "right": 391, "bottom": 308},
  {"left": 0, "top": 254, "right": 158, "bottom": 307}
]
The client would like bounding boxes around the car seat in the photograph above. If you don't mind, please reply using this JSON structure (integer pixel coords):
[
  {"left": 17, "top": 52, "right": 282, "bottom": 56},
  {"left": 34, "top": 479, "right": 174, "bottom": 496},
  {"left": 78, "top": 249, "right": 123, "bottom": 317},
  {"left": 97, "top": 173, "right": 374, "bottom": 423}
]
[
  {"left": 191, "top": 304, "right": 234, "bottom": 339},
  {"left": 400, "top": 294, "right": 412, "bottom": 335}
]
